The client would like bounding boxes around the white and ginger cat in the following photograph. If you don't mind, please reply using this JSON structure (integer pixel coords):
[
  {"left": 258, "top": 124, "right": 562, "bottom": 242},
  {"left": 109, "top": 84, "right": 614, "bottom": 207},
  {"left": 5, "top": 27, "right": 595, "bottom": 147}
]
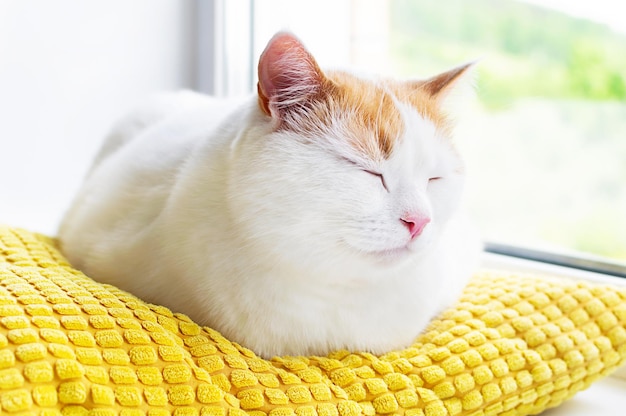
[{"left": 59, "top": 32, "right": 481, "bottom": 358}]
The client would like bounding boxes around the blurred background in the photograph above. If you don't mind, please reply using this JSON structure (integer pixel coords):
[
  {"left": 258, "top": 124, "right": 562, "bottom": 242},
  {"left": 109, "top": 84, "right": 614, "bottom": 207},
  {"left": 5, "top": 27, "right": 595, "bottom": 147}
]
[{"left": 1, "top": 0, "right": 624, "bottom": 265}]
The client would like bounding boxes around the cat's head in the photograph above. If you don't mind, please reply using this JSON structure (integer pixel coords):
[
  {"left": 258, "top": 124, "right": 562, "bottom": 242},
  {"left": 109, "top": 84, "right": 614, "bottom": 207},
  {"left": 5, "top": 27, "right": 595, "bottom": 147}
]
[{"left": 229, "top": 32, "right": 473, "bottom": 281}]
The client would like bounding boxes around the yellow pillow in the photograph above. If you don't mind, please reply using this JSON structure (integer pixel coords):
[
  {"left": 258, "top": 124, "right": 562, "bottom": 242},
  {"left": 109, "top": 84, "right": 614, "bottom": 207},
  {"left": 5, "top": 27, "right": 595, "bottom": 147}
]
[{"left": 1, "top": 226, "right": 625, "bottom": 416}]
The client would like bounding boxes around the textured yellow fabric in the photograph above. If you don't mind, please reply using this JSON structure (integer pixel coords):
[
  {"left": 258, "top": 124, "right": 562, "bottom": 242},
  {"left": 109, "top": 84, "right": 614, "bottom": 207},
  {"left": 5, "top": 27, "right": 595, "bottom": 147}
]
[{"left": 1, "top": 226, "right": 626, "bottom": 416}]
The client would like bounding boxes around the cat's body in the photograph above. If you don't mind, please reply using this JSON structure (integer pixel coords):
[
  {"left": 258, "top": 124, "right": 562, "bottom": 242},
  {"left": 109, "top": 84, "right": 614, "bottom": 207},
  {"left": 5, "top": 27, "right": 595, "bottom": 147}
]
[{"left": 59, "top": 33, "right": 481, "bottom": 358}]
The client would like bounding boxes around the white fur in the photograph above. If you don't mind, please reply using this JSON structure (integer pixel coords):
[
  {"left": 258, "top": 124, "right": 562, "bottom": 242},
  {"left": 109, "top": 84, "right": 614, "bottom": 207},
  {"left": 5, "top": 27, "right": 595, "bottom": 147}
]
[{"left": 59, "top": 88, "right": 481, "bottom": 358}]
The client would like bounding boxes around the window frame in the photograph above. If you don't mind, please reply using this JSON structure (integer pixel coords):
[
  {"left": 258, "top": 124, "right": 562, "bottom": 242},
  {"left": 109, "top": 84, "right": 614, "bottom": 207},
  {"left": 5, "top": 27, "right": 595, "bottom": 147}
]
[
  {"left": 195, "top": 0, "right": 254, "bottom": 97},
  {"left": 485, "top": 243, "right": 626, "bottom": 279}
]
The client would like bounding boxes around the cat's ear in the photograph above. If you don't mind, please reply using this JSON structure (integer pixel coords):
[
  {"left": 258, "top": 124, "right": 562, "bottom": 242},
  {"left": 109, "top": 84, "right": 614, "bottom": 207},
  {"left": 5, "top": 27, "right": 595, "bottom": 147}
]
[
  {"left": 420, "top": 62, "right": 476, "bottom": 99},
  {"left": 257, "top": 32, "right": 327, "bottom": 119}
]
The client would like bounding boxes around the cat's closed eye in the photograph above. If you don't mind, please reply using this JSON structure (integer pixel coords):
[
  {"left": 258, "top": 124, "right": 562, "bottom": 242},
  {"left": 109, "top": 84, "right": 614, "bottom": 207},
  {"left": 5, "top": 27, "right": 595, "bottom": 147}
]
[{"left": 363, "top": 169, "right": 389, "bottom": 192}]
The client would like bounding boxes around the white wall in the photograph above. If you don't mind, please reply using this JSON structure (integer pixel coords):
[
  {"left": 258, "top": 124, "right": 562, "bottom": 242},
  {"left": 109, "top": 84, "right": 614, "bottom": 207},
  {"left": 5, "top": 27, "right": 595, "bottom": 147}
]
[{"left": 0, "top": 0, "right": 196, "bottom": 235}]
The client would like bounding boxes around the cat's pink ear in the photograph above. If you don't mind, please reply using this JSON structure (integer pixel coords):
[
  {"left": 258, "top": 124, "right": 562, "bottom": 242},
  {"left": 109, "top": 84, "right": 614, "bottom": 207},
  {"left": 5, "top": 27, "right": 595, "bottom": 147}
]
[
  {"left": 257, "top": 32, "right": 326, "bottom": 119},
  {"left": 419, "top": 62, "right": 475, "bottom": 100}
]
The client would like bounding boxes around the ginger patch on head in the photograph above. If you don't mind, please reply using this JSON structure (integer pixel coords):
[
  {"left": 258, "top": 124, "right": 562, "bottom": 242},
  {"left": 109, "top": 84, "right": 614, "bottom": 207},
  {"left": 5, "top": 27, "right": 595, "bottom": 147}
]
[
  {"left": 256, "top": 32, "right": 471, "bottom": 162},
  {"left": 322, "top": 71, "right": 405, "bottom": 162}
]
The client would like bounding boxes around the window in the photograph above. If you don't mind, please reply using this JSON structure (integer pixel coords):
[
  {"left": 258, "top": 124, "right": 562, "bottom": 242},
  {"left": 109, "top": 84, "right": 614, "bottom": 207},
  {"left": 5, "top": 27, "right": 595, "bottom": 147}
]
[{"left": 213, "top": 0, "right": 626, "bottom": 273}]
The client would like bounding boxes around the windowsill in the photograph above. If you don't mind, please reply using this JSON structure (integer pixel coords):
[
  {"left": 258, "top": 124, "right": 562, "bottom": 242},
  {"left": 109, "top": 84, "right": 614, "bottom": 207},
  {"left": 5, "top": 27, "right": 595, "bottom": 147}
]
[
  {"left": 482, "top": 252, "right": 626, "bottom": 287},
  {"left": 540, "top": 376, "right": 626, "bottom": 415},
  {"left": 481, "top": 252, "right": 626, "bottom": 414}
]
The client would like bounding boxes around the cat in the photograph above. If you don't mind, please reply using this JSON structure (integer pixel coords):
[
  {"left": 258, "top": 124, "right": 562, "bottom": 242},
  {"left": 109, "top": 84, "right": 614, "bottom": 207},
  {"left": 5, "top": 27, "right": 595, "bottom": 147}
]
[{"left": 59, "top": 32, "right": 482, "bottom": 358}]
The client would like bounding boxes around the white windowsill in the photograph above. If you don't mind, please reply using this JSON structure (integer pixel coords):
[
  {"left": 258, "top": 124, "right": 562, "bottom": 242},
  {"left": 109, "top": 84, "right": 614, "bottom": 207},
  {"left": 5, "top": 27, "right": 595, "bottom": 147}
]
[{"left": 541, "top": 376, "right": 626, "bottom": 415}]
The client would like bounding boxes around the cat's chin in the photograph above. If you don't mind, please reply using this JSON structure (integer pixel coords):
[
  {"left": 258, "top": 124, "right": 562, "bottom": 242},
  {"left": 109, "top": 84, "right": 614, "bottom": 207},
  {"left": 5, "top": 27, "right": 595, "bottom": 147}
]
[
  {"left": 358, "top": 237, "right": 435, "bottom": 268},
  {"left": 359, "top": 244, "right": 417, "bottom": 267}
]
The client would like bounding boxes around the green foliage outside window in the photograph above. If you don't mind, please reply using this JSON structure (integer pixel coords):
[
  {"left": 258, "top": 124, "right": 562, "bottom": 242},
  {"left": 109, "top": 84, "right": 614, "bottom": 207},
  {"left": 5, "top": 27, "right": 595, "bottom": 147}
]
[{"left": 391, "top": 0, "right": 626, "bottom": 106}]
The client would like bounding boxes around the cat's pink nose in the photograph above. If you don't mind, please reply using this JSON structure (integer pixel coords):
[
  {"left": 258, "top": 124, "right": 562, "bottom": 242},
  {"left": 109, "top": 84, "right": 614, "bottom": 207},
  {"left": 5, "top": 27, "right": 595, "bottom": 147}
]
[{"left": 401, "top": 215, "right": 430, "bottom": 239}]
